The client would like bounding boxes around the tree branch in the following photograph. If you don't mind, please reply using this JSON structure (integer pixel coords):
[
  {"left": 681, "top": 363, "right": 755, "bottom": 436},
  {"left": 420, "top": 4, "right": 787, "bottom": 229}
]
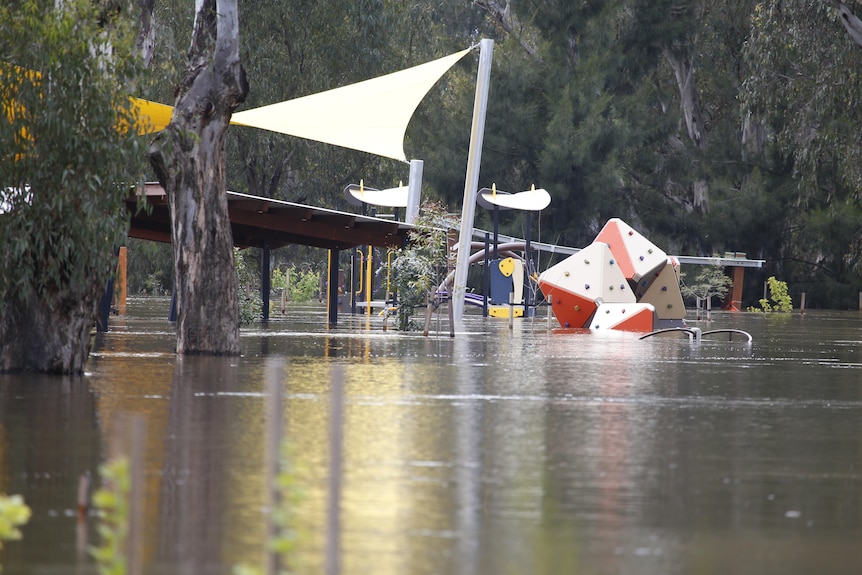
[
  {"left": 472, "top": 0, "right": 543, "bottom": 62},
  {"left": 826, "top": 0, "right": 862, "bottom": 47}
]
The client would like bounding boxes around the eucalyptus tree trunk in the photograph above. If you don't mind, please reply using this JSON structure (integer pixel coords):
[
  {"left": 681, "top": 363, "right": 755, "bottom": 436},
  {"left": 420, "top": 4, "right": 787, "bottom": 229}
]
[{"left": 149, "top": 0, "right": 248, "bottom": 355}]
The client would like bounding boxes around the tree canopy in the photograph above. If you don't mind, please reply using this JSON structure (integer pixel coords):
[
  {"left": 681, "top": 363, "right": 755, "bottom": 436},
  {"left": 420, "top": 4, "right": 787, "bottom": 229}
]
[{"left": 0, "top": 0, "right": 146, "bottom": 373}]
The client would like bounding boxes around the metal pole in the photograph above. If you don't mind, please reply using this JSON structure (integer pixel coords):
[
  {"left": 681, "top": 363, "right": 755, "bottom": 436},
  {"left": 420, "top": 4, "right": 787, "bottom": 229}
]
[
  {"left": 261, "top": 242, "right": 271, "bottom": 321},
  {"left": 452, "top": 39, "right": 494, "bottom": 332},
  {"left": 406, "top": 159, "right": 423, "bottom": 225},
  {"left": 525, "top": 213, "right": 533, "bottom": 318},
  {"left": 483, "top": 232, "right": 490, "bottom": 317},
  {"left": 328, "top": 249, "right": 340, "bottom": 325}
]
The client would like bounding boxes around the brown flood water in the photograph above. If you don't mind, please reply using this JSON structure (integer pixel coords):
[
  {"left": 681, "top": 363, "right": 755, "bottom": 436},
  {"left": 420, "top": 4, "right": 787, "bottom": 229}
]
[{"left": 2, "top": 297, "right": 862, "bottom": 574}]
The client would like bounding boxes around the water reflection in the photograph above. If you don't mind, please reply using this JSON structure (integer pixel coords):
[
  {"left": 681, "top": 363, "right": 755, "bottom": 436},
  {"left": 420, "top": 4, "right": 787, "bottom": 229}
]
[{"left": 2, "top": 300, "right": 862, "bottom": 574}]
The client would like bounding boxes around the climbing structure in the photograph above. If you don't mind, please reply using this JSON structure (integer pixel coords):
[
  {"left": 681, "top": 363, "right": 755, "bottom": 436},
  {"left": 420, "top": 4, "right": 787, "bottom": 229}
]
[{"left": 537, "top": 218, "right": 686, "bottom": 331}]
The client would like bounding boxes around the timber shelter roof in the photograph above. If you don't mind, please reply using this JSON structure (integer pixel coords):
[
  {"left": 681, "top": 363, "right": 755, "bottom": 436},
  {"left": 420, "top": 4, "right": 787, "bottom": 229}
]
[{"left": 127, "top": 182, "right": 412, "bottom": 251}]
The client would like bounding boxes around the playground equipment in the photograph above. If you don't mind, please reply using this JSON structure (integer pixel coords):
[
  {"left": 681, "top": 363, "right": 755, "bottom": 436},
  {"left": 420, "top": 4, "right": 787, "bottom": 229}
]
[
  {"left": 538, "top": 218, "right": 687, "bottom": 332},
  {"left": 476, "top": 184, "right": 551, "bottom": 318}
]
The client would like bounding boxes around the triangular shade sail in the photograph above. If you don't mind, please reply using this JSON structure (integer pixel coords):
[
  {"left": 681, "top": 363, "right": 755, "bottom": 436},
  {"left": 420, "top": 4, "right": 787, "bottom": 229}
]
[
  {"left": 130, "top": 97, "right": 174, "bottom": 134},
  {"left": 231, "top": 48, "right": 472, "bottom": 162}
]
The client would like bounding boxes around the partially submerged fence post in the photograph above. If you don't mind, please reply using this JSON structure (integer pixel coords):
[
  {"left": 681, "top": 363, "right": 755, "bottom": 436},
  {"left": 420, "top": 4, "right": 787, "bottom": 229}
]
[
  {"left": 327, "top": 366, "right": 345, "bottom": 575},
  {"left": 265, "top": 359, "right": 285, "bottom": 575},
  {"left": 108, "top": 413, "right": 145, "bottom": 575}
]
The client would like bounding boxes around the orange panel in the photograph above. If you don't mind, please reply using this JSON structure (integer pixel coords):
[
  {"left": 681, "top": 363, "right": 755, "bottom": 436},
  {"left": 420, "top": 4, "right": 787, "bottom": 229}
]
[{"left": 540, "top": 281, "right": 598, "bottom": 328}]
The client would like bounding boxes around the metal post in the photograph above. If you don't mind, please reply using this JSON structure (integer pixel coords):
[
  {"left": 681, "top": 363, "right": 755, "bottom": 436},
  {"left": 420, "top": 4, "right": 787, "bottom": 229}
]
[
  {"left": 328, "top": 249, "right": 340, "bottom": 326},
  {"left": 406, "top": 159, "right": 423, "bottom": 225},
  {"left": 525, "top": 213, "right": 533, "bottom": 318},
  {"left": 117, "top": 246, "right": 127, "bottom": 315},
  {"left": 492, "top": 207, "right": 499, "bottom": 260},
  {"left": 261, "top": 242, "right": 271, "bottom": 321},
  {"left": 451, "top": 39, "right": 494, "bottom": 332},
  {"left": 483, "top": 232, "right": 490, "bottom": 317}
]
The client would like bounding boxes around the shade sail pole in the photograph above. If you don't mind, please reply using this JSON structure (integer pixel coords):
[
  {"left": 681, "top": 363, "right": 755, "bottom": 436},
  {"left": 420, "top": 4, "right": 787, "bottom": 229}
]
[
  {"left": 406, "top": 159, "right": 423, "bottom": 225},
  {"left": 451, "top": 39, "right": 494, "bottom": 332}
]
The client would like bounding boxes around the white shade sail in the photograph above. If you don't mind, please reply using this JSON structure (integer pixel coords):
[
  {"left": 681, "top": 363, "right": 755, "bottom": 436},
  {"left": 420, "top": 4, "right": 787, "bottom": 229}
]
[{"left": 231, "top": 48, "right": 472, "bottom": 163}]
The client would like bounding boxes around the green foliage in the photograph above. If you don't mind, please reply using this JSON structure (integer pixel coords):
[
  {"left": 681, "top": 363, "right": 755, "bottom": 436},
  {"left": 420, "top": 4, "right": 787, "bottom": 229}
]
[
  {"left": 0, "top": 0, "right": 147, "bottom": 308},
  {"left": 286, "top": 267, "right": 319, "bottom": 304},
  {"left": 126, "top": 239, "right": 173, "bottom": 295},
  {"left": 390, "top": 201, "right": 453, "bottom": 331},
  {"left": 91, "top": 457, "right": 131, "bottom": 575},
  {"left": 0, "top": 493, "right": 31, "bottom": 571},
  {"left": 271, "top": 268, "right": 287, "bottom": 290},
  {"left": 749, "top": 276, "right": 793, "bottom": 313},
  {"left": 681, "top": 264, "right": 734, "bottom": 304}
]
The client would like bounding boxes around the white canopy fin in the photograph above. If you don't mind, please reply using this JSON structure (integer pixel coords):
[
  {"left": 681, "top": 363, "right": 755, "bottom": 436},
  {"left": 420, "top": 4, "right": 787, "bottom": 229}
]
[{"left": 231, "top": 48, "right": 473, "bottom": 163}]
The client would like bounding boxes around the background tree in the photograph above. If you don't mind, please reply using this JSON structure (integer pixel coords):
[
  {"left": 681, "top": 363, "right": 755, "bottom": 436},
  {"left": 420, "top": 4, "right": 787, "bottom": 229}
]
[
  {"left": 0, "top": 0, "right": 146, "bottom": 373},
  {"left": 149, "top": 0, "right": 248, "bottom": 355}
]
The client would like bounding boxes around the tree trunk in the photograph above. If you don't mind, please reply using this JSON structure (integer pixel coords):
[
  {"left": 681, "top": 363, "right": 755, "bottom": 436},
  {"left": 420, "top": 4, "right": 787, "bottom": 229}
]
[
  {"left": 0, "top": 283, "right": 100, "bottom": 374},
  {"left": 149, "top": 0, "right": 248, "bottom": 355},
  {"left": 664, "top": 49, "right": 707, "bottom": 149}
]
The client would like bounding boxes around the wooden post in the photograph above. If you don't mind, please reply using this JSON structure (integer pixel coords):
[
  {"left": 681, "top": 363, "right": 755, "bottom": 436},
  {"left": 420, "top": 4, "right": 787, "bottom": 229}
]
[
  {"left": 117, "top": 246, "right": 127, "bottom": 315},
  {"left": 857, "top": 291, "right": 861, "bottom": 311},
  {"left": 800, "top": 291, "right": 806, "bottom": 314}
]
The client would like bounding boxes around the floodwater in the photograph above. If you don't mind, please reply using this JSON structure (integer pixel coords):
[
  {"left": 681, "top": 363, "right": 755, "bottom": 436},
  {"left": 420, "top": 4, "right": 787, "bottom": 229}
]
[{"left": 2, "top": 297, "right": 862, "bottom": 574}]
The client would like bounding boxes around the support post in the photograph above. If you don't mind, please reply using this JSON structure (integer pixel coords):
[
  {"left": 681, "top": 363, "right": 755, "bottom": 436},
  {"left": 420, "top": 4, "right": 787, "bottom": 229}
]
[
  {"left": 261, "top": 242, "right": 271, "bottom": 321},
  {"left": 406, "top": 159, "right": 423, "bottom": 225},
  {"left": 97, "top": 278, "right": 115, "bottom": 332},
  {"left": 800, "top": 291, "right": 806, "bottom": 314},
  {"left": 328, "top": 249, "right": 340, "bottom": 326},
  {"left": 483, "top": 232, "right": 490, "bottom": 317},
  {"left": 524, "top": 213, "right": 533, "bottom": 318},
  {"left": 451, "top": 39, "right": 494, "bottom": 333},
  {"left": 117, "top": 246, "right": 127, "bottom": 315}
]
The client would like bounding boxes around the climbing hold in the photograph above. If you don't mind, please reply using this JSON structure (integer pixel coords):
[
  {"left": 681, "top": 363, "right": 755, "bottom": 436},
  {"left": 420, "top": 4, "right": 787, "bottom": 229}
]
[
  {"left": 605, "top": 309, "right": 611, "bottom": 314},
  {"left": 610, "top": 259, "right": 615, "bottom": 265},
  {"left": 574, "top": 305, "right": 580, "bottom": 311},
  {"left": 661, "top": 286, "right": 668, "bottom": 291},
  {"left": 585, "top": 284, "right": 590, "bottom": 290},
  {"left": 564, "top": 271, "right": 570, "bottom": 277},
  {"left": 639, "top": 255, "right": 645, "bottom": 261},
  {"left": 584, "top": 259, "right": 590, "bottom": 264},
  {"left": 628, "top": 230, "right": 634, "bottom": 236}
]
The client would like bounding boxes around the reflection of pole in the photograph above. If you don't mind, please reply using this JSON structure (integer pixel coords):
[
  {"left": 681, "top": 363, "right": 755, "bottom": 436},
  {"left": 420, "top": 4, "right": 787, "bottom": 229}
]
[
  {"left": 452, "top": 39, "right": 494, "bottom": 332},
  {"left": 406, "top": 159, "right": 423, "bottom": 225}
]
